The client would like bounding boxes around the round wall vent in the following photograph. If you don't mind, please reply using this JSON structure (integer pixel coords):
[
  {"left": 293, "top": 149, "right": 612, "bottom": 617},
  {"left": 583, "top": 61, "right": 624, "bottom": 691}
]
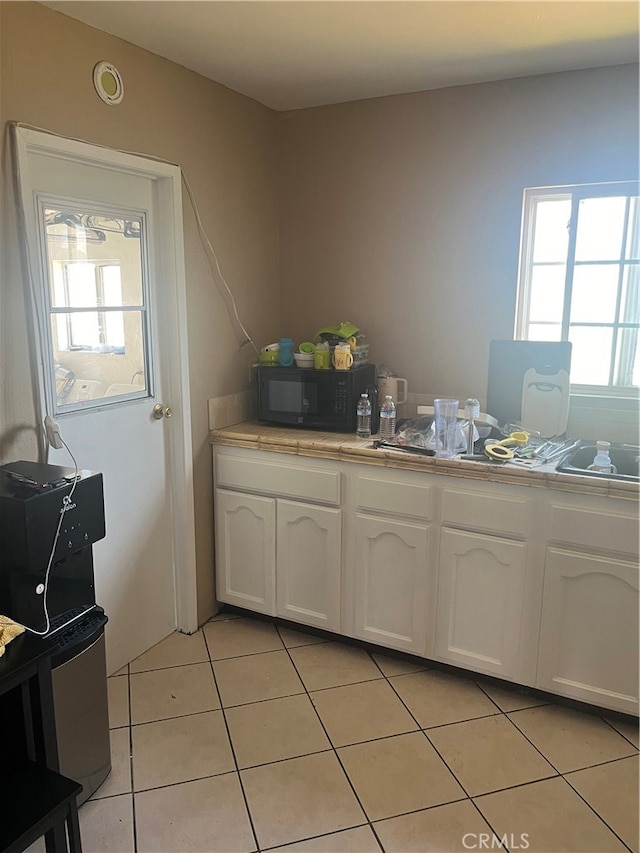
[{"left": 93, "top": 62, "right": 124, "bottom": 105}]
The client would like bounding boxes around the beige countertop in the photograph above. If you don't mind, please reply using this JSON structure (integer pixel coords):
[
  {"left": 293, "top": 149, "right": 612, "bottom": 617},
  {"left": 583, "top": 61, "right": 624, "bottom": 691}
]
[{"left": 210, "top": 421, "right": 639, "bottom": 500}]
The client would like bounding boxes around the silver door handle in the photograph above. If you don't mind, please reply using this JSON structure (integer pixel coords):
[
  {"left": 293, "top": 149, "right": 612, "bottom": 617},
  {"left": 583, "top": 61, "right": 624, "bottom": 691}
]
[{"left": 152, "top": 403, "right": 172, "bottom": 420}]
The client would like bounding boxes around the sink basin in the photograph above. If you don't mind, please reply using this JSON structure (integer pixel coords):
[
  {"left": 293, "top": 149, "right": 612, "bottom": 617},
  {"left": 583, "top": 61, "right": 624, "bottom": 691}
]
[{"left": 556, "top": 442, "right": 640, "bottom": 482}]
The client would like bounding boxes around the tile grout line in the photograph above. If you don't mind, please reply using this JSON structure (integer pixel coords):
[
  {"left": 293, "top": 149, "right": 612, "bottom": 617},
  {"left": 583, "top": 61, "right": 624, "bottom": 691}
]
[
  {"left": 232, "top": 622, "right": 638, "bottom": 848},
  {"left": 369, "top": 652, "right": 623, "bottom": 850},
  {"left": 498, "top": 708, "right": 637, "bottom": 850},
  {"left": 561, "top": 773, "right": 635, "bottom": 853},
  {"left": 473, "top": 678, "right": 550, "bottom": 715},
  {"left": 127, "top": 663, "right": 138, "bottom": 853},
  {"left": 257, "top": 824, "right": 372, "bottom": 853},
  {"left": 202, "top": 628, "right": 261, "bottom": 853},
  {"left": 128, "top": 656, "right": 215, "bottom": 675},
  {"left": 371, "top": 655, "right": 633, "bottom": 853},
  {"left": 600, "top": 715, "right": 640, "bottom": 751},
  {"left": 276, "top": 624, "right": 386, "bottom": 853},
  {"left": 369, "top": 651, "right": 478, "bottom": 803},
  {"left": 504, "top": 709, "right": 622, "bottom": 778},
  {"left": 124, "top": 622, "right": 638, "bottom": 853}
]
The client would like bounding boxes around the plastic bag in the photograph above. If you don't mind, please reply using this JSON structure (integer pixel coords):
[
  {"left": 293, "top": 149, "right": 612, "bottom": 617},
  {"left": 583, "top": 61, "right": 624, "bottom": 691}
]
[{"left": 393, "top": 416, "right": 479, "bottom": 453}]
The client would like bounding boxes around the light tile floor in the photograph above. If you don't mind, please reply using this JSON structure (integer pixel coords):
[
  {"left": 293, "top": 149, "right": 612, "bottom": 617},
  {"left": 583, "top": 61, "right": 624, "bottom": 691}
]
[{"left": 70, "top": 615, "right": 640, "bottom": 851}]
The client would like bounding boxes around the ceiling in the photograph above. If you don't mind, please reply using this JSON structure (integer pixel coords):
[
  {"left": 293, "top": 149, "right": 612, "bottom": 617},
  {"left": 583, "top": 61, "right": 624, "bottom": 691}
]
[{"left": 44, "top": 1, "right": 639, "bottom": 111}]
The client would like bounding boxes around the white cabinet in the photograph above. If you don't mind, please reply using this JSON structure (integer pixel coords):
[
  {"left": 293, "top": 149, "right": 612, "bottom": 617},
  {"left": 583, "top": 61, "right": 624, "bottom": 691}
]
[
  {"left": 537, "top": 549, "right": 639, "bottom": 714},
  {"left": 343, "top": 469, "right": 436, "bottom": 654},
  {"left": 435, "top": 528, "right": 528, "bottom": 680},
  {"left": 434, "top": 483, "right": 545, "bottom": 684},
  {"left": 536, "top": 497, "right": 639, "bottom": 714},
  {"left": 215, "top": 489, "right": 276, "bottom": 615},
  {"left": 350, "top": 513, "right": 431, "bottom": 654},
  {"left": 214, "top": 449, "right": 343, "bottom": 631},
  {"left": 276, "top": 500, "right": 341, "bottom": 631},
  {"left": 213, "top": 442, "right": 640, "bottom": 713}
]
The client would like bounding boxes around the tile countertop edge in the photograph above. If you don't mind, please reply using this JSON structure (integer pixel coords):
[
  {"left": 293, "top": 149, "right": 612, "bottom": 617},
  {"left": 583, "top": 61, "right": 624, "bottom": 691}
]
[{"left": 209, "top": 423, "right": 640, "bottom": 501}]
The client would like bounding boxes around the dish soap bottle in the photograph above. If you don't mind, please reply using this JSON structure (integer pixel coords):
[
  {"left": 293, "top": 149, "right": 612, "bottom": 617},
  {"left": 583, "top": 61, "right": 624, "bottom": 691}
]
[
  {"left": 589, "top": 440, "right": 614, "bottom": 474},
  {"left": 356, "top": 393, "right": 372, "bottom": 439},
  {"left": 380, "top": 395, "right": 396, "bottom": 440}
]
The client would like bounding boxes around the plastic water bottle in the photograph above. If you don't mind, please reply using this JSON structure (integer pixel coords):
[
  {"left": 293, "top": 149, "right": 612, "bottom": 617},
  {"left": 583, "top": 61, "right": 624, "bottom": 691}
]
[
  {"left": 589, "top": 440, "right": 615, "bottom": 474},
  {"left": 380, "top": 395, "right": 396, "bottom": 440},
  {"left": 356, "top": 393, "right": 372, "bottom": 439}
]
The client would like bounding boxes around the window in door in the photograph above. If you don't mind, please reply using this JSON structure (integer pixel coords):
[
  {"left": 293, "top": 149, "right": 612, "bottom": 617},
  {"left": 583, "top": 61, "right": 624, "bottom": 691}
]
[
  {"left": 52, "top": 261, "right": 126, "bottom": 351},
  {"left": 42, "top": 206, "right": 151, "bottom": 411},
  {"left": 515, "top": 182, "right": 639, "bottom": 393}
]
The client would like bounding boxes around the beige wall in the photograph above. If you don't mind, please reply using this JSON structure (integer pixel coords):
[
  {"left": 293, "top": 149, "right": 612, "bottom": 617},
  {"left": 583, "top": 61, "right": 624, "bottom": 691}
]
[
  {"left": 0, "top": 2, "right": 281, "bottom": 623},
  {"left": 278, "top": 65, "right": 639, "bottom": 441}
]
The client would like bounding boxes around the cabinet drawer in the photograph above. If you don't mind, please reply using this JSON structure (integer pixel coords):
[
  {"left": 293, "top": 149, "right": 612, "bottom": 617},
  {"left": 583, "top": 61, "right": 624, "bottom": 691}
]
[
  {"left": 216, "top": 454, "right": 341, "bottom": 505},
  {"left": 441, "top": 488, "right": 527, "bottom": 537},
  {"left": 548, "top": 504, "right": 639, "bottom": 557},
  {"left": 355, "top": 474, "right": 434, "bottom": 520}
]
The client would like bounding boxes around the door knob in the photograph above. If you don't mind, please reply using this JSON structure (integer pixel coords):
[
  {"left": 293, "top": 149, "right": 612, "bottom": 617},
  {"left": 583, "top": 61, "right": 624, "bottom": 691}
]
[{"left": 152, "top": 403, "right": 172, "bottom": 420}]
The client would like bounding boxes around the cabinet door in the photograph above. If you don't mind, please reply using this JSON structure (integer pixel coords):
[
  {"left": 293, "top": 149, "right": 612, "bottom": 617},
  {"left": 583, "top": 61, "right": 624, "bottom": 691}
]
[
  {"left": 537, "top": 549, "right": 639, "bottom": 714},
  {"left": 436, "top": 528, "right": 527, "bottom": 679},
  {"left": 352, "top": 514, "right": 430, "bottom": 653},
  {"left": 276, "top": 501, "right": 341, "bottom": 631},
  {"left": 215, "top": 489, "right": 276, "bottom": 615}
]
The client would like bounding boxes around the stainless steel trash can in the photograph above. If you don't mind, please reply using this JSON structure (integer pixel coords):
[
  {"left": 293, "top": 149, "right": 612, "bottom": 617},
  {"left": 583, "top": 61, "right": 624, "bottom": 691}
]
[{"left": 51, "top": 609, "right": 111, "bottom": 805}]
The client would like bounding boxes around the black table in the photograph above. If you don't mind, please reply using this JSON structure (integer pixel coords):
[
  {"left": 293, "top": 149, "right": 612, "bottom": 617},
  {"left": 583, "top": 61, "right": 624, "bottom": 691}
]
[{"left": 0, "top": 630, "right": 82, "bottom": 853}]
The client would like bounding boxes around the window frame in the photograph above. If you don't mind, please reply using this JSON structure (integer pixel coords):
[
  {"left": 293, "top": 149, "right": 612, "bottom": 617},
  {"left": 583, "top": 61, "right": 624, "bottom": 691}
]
[
  {"left": 515, "top": 180, "right": 640, "bottom": 398},
  {"left": 56, "top": 260, "right": 127, "bottom": 352},
  {"left": 38, "top": 196, "right": 153, "bottom": 415}
]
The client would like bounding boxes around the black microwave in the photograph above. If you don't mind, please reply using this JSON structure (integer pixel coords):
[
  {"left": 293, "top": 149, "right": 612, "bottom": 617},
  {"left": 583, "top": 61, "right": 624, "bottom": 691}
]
[{"left": 257, "top": 363, "right": 379, "bottom": 433}]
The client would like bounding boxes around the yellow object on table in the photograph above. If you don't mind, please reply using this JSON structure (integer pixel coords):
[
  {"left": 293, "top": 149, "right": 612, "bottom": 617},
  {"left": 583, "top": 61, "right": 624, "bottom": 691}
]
[
  {"left": 0, "top": 616, "right": 25, "bottom": 657},
  {"left": 485, "top": 430, "right": 531, "bottom": 461}
]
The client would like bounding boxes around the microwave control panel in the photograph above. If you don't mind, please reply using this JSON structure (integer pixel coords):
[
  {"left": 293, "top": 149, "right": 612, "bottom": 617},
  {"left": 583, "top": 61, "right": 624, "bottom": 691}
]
[{"left": 333, "top": 379, "right": 349, "bottom": 415}]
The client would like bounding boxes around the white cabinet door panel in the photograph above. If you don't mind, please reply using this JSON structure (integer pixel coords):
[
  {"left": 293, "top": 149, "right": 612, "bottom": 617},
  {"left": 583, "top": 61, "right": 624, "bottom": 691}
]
[
  {"left": 216, "top": 453, "right": 341, "bottom": 505},
  {"left": 355, "top": 473, "right": 434, "bottom": 520},
  {"left": 353, "top": 514, "right": 430, "bottom": 653},
  {"left": 537, "top": 548, "right": 639, "bottom": 714},
  {"left": 441, "top": 489, "right": 528, "bottom": 537},
  {"left": 436, "top": 528, "right": 527, "bottom": 679},
  {"left": 548, "top": 505, "right": 639, "bottom": 558},
  {"left": 215, "top": 489, "right": 276, "bottom": 615},
  {"left": 276, "top": 501, "right": 341, "bottom": 631}
]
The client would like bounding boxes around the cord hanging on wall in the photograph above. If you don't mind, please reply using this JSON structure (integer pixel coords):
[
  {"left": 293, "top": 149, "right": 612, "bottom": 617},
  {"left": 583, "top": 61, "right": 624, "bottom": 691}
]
[{"left": 93, "top": 61, "right": 124, "bottom": 105}]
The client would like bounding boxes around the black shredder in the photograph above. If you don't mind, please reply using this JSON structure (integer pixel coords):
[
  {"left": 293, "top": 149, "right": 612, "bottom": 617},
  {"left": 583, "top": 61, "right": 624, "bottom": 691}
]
[{"left": 0, "top": 460, "right": 111, "bottom": 803}]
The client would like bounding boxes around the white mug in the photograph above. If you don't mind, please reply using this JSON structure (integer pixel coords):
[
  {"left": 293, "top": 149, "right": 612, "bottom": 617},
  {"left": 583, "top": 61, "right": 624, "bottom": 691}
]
[{"left": 378, "top": 376, "right": 408, "bottom": 406}]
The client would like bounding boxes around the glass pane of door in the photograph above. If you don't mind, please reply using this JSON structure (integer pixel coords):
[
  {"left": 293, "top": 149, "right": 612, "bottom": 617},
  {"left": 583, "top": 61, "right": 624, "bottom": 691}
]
[{"left": 42, "top": 205, "right": 150, "bottom": 411}]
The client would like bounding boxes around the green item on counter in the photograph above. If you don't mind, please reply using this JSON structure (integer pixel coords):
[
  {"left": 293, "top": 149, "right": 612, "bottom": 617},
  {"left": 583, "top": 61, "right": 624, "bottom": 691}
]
[{"left": 315, "top": 321, "right": 359, "bottom": 340}]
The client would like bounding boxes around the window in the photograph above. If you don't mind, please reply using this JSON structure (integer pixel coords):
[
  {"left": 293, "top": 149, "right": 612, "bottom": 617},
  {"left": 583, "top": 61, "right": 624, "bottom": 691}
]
[
  {"left": 42, "top": 206, "right": 149, "bottom": 411},
  {"left": 515, "top": 181, "right": 639, "bottom": 393},
  {"left": 52, "top": 261, "right": 126, "bottom": 351}
]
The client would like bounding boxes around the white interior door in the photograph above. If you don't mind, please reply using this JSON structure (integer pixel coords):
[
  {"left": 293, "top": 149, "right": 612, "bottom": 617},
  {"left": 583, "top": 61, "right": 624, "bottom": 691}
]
[{"left": 14, "top": 127, "right": 197, "bottom": 674}]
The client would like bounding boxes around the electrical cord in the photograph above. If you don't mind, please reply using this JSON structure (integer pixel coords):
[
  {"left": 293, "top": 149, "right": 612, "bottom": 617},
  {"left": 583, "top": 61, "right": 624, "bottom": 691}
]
[{"left": 180, "top": 171, "right": 259, "bottom": 358}]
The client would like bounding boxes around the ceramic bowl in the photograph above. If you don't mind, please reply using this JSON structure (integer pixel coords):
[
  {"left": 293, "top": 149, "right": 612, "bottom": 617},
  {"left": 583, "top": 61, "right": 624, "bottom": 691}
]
[{"left": 294, "top": 352, "right": 315, "bottom": 368}]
